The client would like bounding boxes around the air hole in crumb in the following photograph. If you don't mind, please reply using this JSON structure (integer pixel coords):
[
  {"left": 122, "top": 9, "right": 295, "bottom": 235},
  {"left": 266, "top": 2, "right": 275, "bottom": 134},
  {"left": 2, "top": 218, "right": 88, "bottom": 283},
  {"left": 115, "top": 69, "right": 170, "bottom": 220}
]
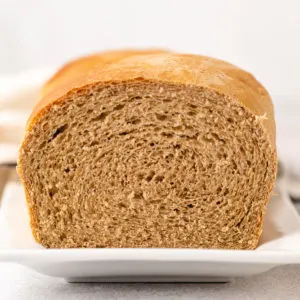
[
  {"left": 155, "top": 175, "right": 164, "bottom": 182},
  {"left": 87, "top": 109, "right": 93, "bottom": 114},
  {"left": 149, "top": 199, "right": 160, "bottom": 204},
  {"left": 49, "top": 187, "right": 58, "bottom": 198},
  {"left": 49, "top": 124, "right": 67, "bottom": 141},
  {"left": 189, "top": 104, "right": 198, "bottom": 109},
  {"left": 60, "top": 233, "right": 66, "bottom": 240},
  {"left": 129, "top": 118, "right": 141, "bottom": 125},
  {"left": 173, "top": 125, "right": 183, "bottom": 130},
  {"left": 118, "top": 203, "right": 127, "bottom": 208},
  {"left": 64, "top": 167, "right": 70, "bottom": 173},
  {"left": 92, "top": 112, "right": 108, "bottom": 121},
  {"left": 145, "top": 171, "right": 155, "bottom": 182},
  {"left": 150, "top": 142, "right": 155, "bottom": 146},
  {"left": 174, "top": 208, "right": 179, "bottom": 213},
  {"left": 137, "top": 173, "right": 144, "bottom": 180},
  {"left": 187, "top": 204, "right": 194, "bottom": 208},
  {"left": 227, "top": 118, "right": 234, "bottom": 123},
  {"left": 38, "top": 141, "right": 47, "bottom": 149},
  {"left": 130, "top": 96, "right": 142, "bottom": 101},
  {"left": 247, "top": 160, "right": 251, "bottom": 166},
  {"left": 232, "top": 161, "right": 238, "bottom": 170},
  {"left": 90, "top": 140, "right": 99, "bottom": 146},
  {"left": 216, "top": 201, "right": 221, "bottom": 205},
  {"left": 173, "top": 144, "right": 181, "bottom": 149},
  {"left": 131, "top": 191, "right": 144, "bottom": 201},
  {"left": 161, "top": 132, "right": 173, "bottom": 138},
  {"left": 156, "top": 113, "right": 167, "bottom": 121},
  {"left": 188, "top": 111, "right": 197, "bottom": 116},
  {"left": 114, "top": 104, "right": 125, "bottom": 110},
  {"left": 224, "top": 188, "right": 229, "bottom": 196},
  {"left": 202, "top": 135, "right": 212, "bottom": 143},
  {"left": 165, "top": 154, "right": 174, "bottom": 161},
  {"left": 211, "top": 133, "right": 225, "bottom": 144},
  {"left": 217, "top": 187, "right": 222, "bottom": 193},
  {"left": 119, "top": 131, "right": 128, "bottom": 136}
]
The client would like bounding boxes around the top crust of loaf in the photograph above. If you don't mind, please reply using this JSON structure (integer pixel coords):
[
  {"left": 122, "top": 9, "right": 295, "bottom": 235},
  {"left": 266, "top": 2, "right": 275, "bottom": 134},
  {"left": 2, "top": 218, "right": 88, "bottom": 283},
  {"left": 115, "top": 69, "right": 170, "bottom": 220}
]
[
  {"left": 43, "top": 49, "right": 168, "bottom": 97},
  {"left": 28, "top": 50, "right": 275, "bottom": 149}
]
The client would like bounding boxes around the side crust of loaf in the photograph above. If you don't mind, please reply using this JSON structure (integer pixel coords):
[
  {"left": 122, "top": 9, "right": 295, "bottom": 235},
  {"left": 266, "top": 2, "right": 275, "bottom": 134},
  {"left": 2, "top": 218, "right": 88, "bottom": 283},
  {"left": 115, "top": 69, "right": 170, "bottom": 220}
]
[{"left": 18, "top": 50, "right": 277, "bottom": 249}]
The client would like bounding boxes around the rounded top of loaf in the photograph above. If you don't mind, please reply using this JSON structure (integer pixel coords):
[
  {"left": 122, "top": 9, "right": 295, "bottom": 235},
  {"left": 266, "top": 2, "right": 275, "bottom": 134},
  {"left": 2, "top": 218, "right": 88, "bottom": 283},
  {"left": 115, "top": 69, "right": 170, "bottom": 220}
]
[{"left": 30, "top": 49, "right": 275, "bottom": 147}]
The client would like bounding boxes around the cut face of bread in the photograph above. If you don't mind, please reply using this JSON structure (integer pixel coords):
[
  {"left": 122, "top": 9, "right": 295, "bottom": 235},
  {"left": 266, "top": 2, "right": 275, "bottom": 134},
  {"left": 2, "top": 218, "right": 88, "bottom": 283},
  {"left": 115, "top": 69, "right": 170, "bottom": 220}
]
[{"left": 18, "top": 52, "right": 277, "bottom": 249}]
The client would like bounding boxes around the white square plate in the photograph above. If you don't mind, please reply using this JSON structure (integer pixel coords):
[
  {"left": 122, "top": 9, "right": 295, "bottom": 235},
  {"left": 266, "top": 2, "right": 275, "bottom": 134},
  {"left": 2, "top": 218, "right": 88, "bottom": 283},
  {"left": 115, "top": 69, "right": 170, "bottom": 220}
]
[{"left": 0, "top": 182, "right": 300, "bottom": 283}]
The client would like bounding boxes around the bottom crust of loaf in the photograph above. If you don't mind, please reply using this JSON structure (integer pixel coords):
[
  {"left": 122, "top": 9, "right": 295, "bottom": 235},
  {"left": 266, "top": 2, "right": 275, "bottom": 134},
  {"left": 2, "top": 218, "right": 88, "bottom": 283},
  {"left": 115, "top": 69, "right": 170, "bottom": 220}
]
[{"left": 18, "top": 81, "right": 276, "bottom": 249}]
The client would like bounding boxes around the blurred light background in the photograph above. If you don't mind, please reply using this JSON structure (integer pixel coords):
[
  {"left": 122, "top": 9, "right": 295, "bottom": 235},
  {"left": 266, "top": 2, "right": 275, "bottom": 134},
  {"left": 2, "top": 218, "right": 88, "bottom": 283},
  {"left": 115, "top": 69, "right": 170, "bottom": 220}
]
[{"left": 0, "top": 0, "right": 299, "bottom": 175}]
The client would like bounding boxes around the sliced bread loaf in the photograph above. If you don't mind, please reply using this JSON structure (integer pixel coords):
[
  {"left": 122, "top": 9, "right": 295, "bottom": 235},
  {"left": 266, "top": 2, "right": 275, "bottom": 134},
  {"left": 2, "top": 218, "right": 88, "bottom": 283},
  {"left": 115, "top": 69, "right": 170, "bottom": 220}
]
[{"left": 18, "top": 50, "right": 277, "bottom": 249}]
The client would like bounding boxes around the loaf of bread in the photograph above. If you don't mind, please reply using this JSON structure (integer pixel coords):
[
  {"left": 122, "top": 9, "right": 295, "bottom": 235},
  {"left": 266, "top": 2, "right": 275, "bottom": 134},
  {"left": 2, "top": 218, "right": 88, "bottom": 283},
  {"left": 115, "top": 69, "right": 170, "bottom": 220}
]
[{"left": 18, "top": 49, "right": 277, "bottom": 249}]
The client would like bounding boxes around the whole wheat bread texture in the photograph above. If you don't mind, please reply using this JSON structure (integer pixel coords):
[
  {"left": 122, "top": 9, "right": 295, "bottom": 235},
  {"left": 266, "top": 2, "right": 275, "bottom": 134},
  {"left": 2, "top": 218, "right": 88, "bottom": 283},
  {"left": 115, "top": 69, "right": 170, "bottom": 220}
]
[{"left": 18, "top": 49, "right": 277, "bottom": 249}]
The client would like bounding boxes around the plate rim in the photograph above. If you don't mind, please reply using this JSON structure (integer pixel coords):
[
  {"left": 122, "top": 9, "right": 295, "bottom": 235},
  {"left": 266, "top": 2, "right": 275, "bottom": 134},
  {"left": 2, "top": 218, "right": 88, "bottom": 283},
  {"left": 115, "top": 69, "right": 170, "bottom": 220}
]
[{"left": 0, "top": 248, "right": 300, "bottom": 264}]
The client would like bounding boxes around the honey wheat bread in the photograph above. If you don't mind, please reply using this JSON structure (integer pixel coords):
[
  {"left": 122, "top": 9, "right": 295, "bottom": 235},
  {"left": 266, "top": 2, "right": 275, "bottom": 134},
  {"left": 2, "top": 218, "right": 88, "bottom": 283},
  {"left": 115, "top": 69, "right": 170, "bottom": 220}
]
[{"left": 18, "top": 50, "right": 277, "bottom": 249}]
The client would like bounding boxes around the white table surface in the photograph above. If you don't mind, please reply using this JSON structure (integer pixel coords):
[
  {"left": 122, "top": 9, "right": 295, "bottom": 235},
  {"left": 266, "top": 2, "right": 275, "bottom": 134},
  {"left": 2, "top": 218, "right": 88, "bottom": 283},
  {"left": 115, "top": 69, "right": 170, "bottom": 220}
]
[{"left": 0, "top": 263, "right": 300, "bottom": 299}]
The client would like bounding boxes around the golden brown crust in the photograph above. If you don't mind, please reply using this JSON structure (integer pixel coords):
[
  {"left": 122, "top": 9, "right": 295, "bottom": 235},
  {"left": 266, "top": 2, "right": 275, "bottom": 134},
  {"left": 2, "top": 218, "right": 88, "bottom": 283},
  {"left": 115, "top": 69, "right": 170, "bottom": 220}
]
[
  {"left": 41, "top": 49, "right": 168, "bottom": 103},
  {"left": 29, "top": 50, "right": 275, "bottom": 149}
]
